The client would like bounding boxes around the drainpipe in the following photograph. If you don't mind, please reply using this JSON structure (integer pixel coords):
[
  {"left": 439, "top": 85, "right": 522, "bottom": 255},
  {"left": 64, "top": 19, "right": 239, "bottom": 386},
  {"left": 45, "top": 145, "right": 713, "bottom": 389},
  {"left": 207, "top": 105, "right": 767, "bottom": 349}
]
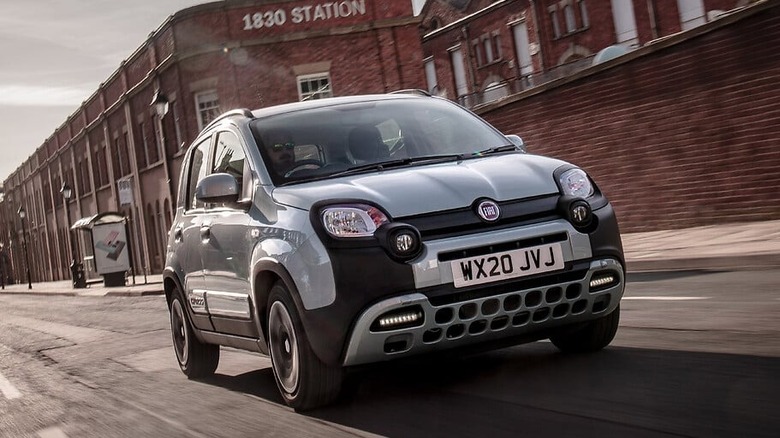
[{"left": 461, "top": 25, "right": 479, "bottom": 96}]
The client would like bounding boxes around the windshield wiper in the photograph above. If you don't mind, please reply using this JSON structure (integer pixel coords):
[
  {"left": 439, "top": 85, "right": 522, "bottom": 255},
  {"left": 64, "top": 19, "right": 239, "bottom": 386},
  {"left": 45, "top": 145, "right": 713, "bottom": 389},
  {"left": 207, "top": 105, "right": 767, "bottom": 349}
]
[
  {"left": 474, "top": 144, "right": 519, "bottom": 156},
  {"left": 329, "top": 154, "right": 466, "bottom": 178}
]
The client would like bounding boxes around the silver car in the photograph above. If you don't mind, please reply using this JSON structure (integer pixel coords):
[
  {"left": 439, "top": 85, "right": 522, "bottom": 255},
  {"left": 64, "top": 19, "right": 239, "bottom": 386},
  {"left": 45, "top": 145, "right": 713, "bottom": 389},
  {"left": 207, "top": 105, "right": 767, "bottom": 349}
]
[{"left": 164, "top": 92, "right": 625, "bottom": 411}]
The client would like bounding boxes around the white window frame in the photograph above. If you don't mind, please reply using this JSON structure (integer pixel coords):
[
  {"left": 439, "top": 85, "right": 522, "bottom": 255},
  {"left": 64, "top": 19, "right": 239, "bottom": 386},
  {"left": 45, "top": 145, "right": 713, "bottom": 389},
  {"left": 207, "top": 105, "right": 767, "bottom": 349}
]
[
  {"left": 194, "top": 90, "right": 220, "bottom": 131},
  {"left": 611, "top": 0, "right": 638, "bottom": 45},
  {"left": 424, "top": 57, "right": 438, "bottom": 94},
  {"left": 564, "top": 4, "right": 577, "bottom": 33},
  {"left": 512, "top": 21, "right": 534, "bottom": 76},
  {"left": 578, "top": 0, "right": 590, "bottom": 28},
  {"left": 483, "top": 37, "right": 494, "bottom": 64},
  {"left": 549, "top": 7, "right": 561, "bottom": 38},
  {"left": 449, "top": 45, "right": 469, "bottom": 97},
  {"left": 297, "top": 73, "right": 333, "bottom": 101},
  {"left": 677, "top": 0, "right": 706, "bottom": 30}
]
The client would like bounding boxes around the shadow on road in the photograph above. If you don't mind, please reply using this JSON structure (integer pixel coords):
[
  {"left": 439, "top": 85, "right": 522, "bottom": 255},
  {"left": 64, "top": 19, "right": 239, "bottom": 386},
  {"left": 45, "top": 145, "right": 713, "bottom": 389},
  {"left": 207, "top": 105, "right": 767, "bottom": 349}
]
[
  {"left": 203, "top": 368, "right": 284, "bottom": 405},
  {"left": 194, "top": 343, "right": 779, "bottom": 437}
]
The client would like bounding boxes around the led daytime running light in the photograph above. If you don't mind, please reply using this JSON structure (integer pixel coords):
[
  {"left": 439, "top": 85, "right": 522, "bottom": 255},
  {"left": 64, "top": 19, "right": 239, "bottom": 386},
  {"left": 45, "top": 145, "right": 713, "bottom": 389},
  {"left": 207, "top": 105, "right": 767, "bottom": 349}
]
[
  {"left": 590, "top": 274, "right": 616, "bottom": 289},
  {"left": 378, "top": 311, "right": 423, "bottom": 328}
]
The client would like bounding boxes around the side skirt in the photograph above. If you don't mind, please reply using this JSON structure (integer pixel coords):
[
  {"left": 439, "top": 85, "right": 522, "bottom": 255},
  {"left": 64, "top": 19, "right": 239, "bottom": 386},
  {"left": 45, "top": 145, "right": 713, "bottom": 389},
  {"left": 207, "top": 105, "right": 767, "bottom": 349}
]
[{"left": 197, "top": 330, "right": 269, "bottom": 355}]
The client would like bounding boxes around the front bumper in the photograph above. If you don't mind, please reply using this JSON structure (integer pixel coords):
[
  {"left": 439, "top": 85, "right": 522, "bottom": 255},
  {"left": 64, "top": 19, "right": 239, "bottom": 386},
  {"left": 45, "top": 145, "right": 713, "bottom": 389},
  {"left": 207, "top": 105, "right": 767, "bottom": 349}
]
[
  {"left": 342, "top": 257, "right": 624, "bottom": 366},
  {"left": 301, "top": 203, "right": 623, "bottom": 367}
]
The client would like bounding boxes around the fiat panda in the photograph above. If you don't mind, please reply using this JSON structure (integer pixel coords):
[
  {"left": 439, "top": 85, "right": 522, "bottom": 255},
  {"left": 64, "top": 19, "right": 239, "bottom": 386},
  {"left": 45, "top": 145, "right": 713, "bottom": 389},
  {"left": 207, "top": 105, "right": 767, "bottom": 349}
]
[{"left": 164, "top": 92, "right": 624, "bottom": 411}]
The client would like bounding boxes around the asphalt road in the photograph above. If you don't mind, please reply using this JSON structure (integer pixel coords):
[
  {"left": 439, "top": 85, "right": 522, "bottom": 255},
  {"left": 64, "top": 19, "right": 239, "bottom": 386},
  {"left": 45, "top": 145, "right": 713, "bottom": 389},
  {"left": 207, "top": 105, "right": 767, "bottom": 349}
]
[{"left": 1, "top": 269, "right": 778, "bottom": 438}]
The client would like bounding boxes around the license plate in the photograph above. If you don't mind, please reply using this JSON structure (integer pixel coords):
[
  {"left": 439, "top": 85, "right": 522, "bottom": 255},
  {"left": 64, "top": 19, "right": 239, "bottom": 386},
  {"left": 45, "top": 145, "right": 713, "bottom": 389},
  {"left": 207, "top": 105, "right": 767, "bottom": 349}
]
[{"left": 451, "top": 243, "right": 565, "bottom": 288}]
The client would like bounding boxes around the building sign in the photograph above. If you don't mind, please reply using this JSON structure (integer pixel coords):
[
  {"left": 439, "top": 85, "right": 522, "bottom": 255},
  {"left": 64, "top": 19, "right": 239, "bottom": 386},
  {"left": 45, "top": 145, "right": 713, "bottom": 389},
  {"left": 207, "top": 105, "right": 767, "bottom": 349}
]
[
  {"left": 92, "top": 223, "right": 130, "bottom": 275},
  {"left": 117, "top": 176, "right": 134, "bottom": 206},
  {"left": 242, "top": 0, "right": 366, "bottom": 30}
]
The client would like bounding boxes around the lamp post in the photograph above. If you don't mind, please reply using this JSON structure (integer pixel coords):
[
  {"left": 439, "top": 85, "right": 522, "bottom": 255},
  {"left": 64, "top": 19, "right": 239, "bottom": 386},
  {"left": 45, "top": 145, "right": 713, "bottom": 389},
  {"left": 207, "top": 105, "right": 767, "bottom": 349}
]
[
  {"left": 61, "top": 182, "right": 86, "bottom": 288},
  {"left": 150, "top": 88, "right": 174, "bottom": 279},
  {"left": 151, "top": 89, "right": 174, "bottom": 208},
  {"left": 17, "top": 206, "right": 31, "bottom": 289}
]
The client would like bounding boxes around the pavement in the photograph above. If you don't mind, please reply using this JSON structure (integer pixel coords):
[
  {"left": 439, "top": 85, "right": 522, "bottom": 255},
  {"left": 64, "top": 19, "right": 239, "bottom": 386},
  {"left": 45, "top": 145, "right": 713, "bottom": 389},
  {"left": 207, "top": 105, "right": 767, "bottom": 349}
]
[{"left": 1, "top": 220, "right": 778, "bottom": 297}]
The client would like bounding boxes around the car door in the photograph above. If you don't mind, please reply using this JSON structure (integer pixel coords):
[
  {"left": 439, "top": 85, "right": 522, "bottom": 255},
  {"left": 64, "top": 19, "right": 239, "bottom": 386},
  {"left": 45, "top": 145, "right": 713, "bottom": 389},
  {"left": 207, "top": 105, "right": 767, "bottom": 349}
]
[
  {"left": 200, "top": 129, "right": 258, "bottom": 338},
  {"left": 171, "top": 136, "right": 213, "bottom": 331}
]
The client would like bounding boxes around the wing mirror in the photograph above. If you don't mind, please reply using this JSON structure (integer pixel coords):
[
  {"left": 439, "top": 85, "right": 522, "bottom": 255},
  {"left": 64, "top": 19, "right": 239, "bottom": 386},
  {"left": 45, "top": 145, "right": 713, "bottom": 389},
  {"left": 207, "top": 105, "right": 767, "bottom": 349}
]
[
  {"left": 506, "top": 135, "right": 527, "bottom": 153},
  {"left": 195, "top": 173, "right": 240, "bottom": 204}
]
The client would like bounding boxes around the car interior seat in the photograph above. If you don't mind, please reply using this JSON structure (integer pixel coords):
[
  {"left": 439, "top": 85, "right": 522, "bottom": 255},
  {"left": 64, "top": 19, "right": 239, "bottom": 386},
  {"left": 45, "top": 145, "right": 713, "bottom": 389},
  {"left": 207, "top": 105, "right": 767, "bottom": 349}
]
[{"left": 347, "top": 125, "right": 389, "bottom": 164}]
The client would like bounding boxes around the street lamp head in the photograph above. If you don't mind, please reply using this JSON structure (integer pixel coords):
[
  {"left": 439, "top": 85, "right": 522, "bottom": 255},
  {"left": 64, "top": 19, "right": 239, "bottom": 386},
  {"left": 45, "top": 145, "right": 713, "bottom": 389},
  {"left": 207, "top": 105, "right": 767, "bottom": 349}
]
[
  {"left": 60, "top": 182, "right": 72, "bottom": 200},
  {"left": 17, "top": 206, "right": 25, "bottom": 219},
  {"left": 151, "top": 89, "right": 170, "bottom": 118}
]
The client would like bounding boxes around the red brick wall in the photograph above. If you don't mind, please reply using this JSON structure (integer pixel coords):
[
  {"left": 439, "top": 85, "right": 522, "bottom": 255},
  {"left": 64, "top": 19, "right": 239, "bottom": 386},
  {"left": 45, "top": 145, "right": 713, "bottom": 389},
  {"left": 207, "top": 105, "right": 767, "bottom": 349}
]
[{"left": 478, "top": 2, "right": 780, "bottom": 232}]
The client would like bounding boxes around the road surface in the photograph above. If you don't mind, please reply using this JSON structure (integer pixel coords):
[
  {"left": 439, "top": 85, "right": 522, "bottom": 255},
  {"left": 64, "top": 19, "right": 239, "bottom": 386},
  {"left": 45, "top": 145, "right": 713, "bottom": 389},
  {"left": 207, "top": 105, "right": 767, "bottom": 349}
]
[{"left": 1, "top": 269, "right": 778, "bottom": 437}]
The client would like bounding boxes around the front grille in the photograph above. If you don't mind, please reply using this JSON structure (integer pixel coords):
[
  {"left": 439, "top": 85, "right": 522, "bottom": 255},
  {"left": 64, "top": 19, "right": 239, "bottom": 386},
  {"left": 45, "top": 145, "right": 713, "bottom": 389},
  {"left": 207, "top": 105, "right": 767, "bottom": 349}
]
[
  {"left": 399, "top": 194, "right": 561, "bottom": 240},
  {"left": 420, "top": 279, "right": 615, "bottom": 345},
  {"left": 437, "top": 232, "right": 568, "bottom": 262}
]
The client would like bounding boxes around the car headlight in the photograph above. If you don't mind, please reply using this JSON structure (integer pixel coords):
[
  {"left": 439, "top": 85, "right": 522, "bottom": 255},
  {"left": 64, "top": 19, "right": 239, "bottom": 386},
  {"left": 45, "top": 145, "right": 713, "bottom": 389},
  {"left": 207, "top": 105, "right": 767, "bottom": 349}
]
[
  {"left": 558, "top": 168, "right": 594, "bottom": 198},
  {"left": 321, "top": 204, "right": 389, "bottom": 237}
]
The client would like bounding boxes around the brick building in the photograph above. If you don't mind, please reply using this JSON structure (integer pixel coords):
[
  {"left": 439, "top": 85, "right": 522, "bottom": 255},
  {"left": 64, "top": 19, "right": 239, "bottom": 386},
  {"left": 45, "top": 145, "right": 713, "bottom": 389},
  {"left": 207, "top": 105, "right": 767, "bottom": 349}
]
[
  {"left": 420, "top": 0, "right": 750, "bottom": 106},
  {"left": 0, "top": 0, "right": 424, "bottom": 283},
  {"left": 0, "top": 0, "right": 775, "bottom": 284}
]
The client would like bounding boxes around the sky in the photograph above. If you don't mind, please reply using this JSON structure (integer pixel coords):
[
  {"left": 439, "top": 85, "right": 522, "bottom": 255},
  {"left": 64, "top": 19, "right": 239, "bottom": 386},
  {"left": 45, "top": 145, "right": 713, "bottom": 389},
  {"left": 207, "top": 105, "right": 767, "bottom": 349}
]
[{"left": 0, "top": 0, "right": 426, "bottom": 183}]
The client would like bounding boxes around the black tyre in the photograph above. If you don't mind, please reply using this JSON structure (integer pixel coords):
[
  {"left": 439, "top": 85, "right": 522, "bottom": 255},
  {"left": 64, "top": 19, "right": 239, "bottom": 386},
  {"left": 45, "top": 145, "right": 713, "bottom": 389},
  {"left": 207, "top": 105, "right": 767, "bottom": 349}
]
[
  {"left": 550, "top": 305, "right": 620, "bottom": 353},
  {"left": 169, "top": 291, "right": 220, "bottom": 378},
  {"left": 267, "top": 281, "right": 343, "bottom": 411}
]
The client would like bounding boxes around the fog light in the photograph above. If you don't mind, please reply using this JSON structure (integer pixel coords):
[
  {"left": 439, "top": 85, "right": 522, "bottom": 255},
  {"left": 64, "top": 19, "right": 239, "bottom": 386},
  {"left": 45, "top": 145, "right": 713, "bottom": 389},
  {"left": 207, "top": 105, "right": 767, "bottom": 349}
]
[
  {"left": 569, "top": 200, "right": 592, "bottom": 227},
  {"left": 371, "top": 305, "right": 424, "bottom": 331},
  {"left": 376, "top": 223, "right": 423, "bottom": 261},
  {"left": 589, "top": 273, "right": 617, "bottom": 291},
  {"left": 394, "top": 232, "right": 415, "bottom": 253}
]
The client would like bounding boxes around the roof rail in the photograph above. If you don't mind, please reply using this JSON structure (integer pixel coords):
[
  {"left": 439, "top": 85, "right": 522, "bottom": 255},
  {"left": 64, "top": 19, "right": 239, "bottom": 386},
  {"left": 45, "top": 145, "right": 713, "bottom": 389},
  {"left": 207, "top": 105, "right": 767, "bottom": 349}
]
[
  {"left": 389, "top": 89, "right": 432, "bottom": 97},
  {"left": 203, "top": 108, "right": 254, "bottom": 131}
]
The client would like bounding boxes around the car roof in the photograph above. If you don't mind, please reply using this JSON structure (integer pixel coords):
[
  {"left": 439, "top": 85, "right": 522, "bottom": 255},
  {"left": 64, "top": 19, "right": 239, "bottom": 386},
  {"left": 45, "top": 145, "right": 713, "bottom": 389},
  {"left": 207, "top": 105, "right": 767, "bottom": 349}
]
[{"left": 248, "top": 93, "right": 428, "bottom": 120}]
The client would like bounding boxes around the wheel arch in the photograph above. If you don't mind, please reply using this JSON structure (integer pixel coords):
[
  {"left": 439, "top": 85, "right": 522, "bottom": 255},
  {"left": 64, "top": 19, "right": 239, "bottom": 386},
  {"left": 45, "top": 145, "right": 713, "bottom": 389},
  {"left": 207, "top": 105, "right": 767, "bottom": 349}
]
[
  {"left": 252, "top": 260, "right": 306, "bottom": 343},
  {"left": 163, "top": 267, "right": 184, "bottom": 307}
]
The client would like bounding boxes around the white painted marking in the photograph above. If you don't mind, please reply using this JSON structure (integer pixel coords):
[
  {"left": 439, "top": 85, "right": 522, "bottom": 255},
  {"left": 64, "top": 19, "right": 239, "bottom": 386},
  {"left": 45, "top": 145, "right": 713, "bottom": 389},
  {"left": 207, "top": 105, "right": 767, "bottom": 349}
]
[
  {"left": 622, "top": 296, "right": 710, "bottom": 301},
  {"left": 37, "top": 426, "right": 69, "bottom": 438},
  {"left": 0, "top": 371, "right": 22, "bottom": 400}
]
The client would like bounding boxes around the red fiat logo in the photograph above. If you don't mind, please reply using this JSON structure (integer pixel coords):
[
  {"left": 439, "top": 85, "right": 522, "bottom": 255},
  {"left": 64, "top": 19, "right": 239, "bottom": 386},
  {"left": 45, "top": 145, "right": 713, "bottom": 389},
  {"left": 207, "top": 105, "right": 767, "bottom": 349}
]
[{"left": 477, "top": 200, "right": 500, "bottom": 222}]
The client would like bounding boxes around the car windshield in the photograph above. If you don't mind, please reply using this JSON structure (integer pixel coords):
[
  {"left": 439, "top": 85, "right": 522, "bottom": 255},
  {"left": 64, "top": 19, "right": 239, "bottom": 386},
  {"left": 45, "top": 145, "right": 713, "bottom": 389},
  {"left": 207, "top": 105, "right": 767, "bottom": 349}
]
[{"left": 250, "top": 98, "right": 513, "bottom": 185}]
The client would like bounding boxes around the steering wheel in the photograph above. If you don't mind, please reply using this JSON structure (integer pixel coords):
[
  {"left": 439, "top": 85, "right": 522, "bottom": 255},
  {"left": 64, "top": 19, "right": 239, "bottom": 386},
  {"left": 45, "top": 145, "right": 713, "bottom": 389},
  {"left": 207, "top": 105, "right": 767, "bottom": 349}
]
[{"left": 284, "top": 159, "right": 325, "bottom": 177}]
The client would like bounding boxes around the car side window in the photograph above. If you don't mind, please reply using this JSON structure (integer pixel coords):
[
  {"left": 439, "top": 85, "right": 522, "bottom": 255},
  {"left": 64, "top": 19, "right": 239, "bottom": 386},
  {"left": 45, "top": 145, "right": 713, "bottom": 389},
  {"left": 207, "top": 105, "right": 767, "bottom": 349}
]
[
  {"left": 187, "top": 137, "right": 212, "bottom": 211},
  {"left": 212, "top": 131, "right": 246, "bottom": 186}
]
